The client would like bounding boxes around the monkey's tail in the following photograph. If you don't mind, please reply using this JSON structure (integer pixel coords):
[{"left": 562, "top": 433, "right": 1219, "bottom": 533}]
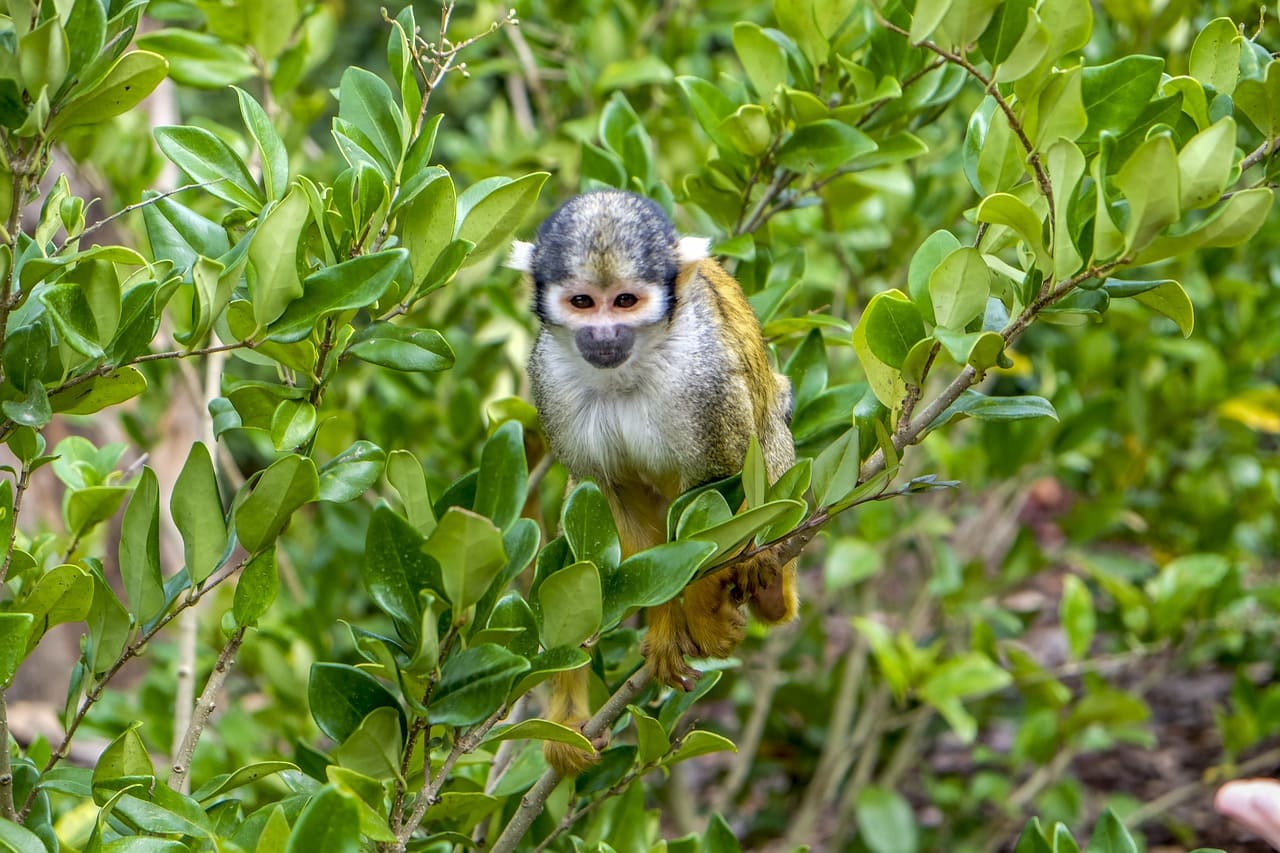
[{"left": 542, "top": 667, "right": 598, "bottom": 776}]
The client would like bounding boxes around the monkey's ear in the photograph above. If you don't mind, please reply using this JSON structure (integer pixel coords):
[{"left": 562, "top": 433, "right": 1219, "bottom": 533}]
[
  {"left": 507, "top": 240, "right": 535, "bottom": 273},
  {"left": 676, "top": 236, "right": 710, "bottom": 267}
]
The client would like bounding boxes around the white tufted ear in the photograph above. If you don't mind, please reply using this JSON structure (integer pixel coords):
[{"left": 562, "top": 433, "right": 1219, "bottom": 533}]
[
  {"left": 506, "top": 240, "right": 535, "bottom": 272},
  {"left": 676, "top": 236, "right": 710, "bottom": 266}
]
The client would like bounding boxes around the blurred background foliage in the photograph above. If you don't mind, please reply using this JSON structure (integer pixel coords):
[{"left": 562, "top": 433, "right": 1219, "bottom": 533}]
[{"left": 2, "top": 0, "right": 1277, "bottom": 850}]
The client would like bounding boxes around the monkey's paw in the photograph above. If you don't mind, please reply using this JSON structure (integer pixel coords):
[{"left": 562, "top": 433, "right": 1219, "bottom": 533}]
[
  {"left": 543, "top": 727, "right": 599, "bottom": 776},
  {"left": 642, "top": 633, "right": 702, "bottom": 692},
  {"left": 735, "top": 554, "right": 798, "bottom": 624}
]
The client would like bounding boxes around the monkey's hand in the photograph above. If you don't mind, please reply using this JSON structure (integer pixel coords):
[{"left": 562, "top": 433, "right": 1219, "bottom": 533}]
[
  {"left": 644, "top": 572, "right": 746, "bottom": 690},
  {"left": 734, "top": 551, "right": 799, "bottom": 625}
]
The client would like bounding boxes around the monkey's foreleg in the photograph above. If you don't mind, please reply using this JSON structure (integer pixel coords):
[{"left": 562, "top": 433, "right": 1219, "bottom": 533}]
[{"left": 542, "top": 668, "right": 599, "bottom": 775}]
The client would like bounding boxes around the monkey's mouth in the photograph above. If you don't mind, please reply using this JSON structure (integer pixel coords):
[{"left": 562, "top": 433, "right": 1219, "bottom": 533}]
[
  {"left": 574, "top": 326, "right": 635, "bottom": 369},
  {"left": 579, "top": 345, "right": 631, "bottom": 369}
]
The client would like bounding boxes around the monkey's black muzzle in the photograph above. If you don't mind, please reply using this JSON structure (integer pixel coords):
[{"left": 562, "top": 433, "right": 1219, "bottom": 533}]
[{"left": 575, "top": 325, "right": 635, "bottom": 369}]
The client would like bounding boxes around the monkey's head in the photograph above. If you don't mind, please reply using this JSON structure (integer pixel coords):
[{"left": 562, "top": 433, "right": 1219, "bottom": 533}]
[{"left": 509, "top": 191, "right": 708, "bottom": 370}]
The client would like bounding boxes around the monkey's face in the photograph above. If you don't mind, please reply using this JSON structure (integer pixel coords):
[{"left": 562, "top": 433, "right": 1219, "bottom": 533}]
[
  {"left": 516, "top": 191, "right": 681, "bottom": 371},
  {"left": 546, "top": 279, "right": 669, "bottom": 369}
]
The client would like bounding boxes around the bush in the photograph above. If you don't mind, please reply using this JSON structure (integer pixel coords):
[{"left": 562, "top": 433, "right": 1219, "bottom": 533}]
[{"left": 0, "top": 0, "right": 1275, "bottom": 851}]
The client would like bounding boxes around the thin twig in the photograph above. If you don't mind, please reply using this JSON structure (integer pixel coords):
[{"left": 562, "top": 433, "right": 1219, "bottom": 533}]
[
  {"left": 393, "top": 705, "right": 508, "bottom": 850},
  {"left": 55, "top": 180, "right": 227, "bottom": 254},
  {"left": 491, "top": 667, "right": 653, "bottom": 852},
  {"left": 168, "top": 626, "right": 248, "bottom": 792},
  {"left": 16, "top": 555, "right": 251, "bottom": 821},
  {"left": 1124, "top": 745, "right": 1280, "bottom": 830},
  {"left": 0, "top": 460, "right": 32, "bottom": 584},
  {"left": 0, "top": 691, "right": 13, "bottom": 820},
  {"left": 1239, "top": 137, "right": 1278, "bottom": 174}
]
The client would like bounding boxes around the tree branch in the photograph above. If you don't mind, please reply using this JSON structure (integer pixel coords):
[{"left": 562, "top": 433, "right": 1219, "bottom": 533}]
[
  {"left": 168, "top": 626, "right": 247, "bottom": 792},
  {"left": 491, "top": 667, "right": 653, "bottom": 852}
]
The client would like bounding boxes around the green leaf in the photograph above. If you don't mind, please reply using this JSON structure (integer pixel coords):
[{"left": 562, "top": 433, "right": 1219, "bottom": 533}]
[
  {"left": 537, "top": 560, "right": 602, "bottom": 649},
  {"left": 399, "top": 172, "right": 457, "bottom": 285},
  {"left": 233, "top": 547, "right": 278, "bottom": 627},
  {"left": 19, "top": 564, "right": 93, "bottom": 649},
  {"left": 1060, "top": 575, "right": 1095, "bottom": 660},
  {"left": 120, "top": 468, "right": 164, "bottom": 623},
  {"left": 0, "top": 816, "right": 47, "bottom": 853},
  {"left": 430, "top": 644, "right": 529, "bottom": 726},
  {"left": 918, "top": 653, "right": 1012, "bottom": 742},
  {"left": 270, "top": 399, "right": 317, "bottom": 452},
  {"left": 234, "top": 455, "right": 319, "bottom": 552},
  {"left": 910, "top": 0, "right": 953, "bottom": 43},
  {"left": 93, "top": 723, "right": 153, "bottom": 785},
  {"left": 934, "top": 329, "right": 1005, "bottom": 371},
  {"left": 3, "top": 320, "right": 49, "bottom": 393},
  {"left": 336, "top": 67, "right": 404, "bottom": 177},
  {"left": 1235, "top": 59, "right": 1280, "bottom": 138},
  {"left": 863, "top": 290, "right": 925, "bottom": 369},
  {"left": 135, "top": 29, "right": 255, "bottom": 89},
  {"left": 777, "top": 120, "right": 877, "bottom": 172},
  {"left": 333, "top": 707, "right": 403, "bottom": 783},
  {"left": 284, "top": 786, "right": 360, "bottom": 853},
  {"left": 362, "top": 506, "right": 443, "bottom": 638},
  {"left": 386, "top": 450, "right": 435, "bottom": 535},
  {"left": 268, "top": 249, "right": 410, "bottom": 344},
  {"left": 855, "top": 786, "right": 919, "bottom": 853},
  {"left": 979, "top": 0, "right": 1031, "bottom": 65},
  {"left": 660, "top": 730, "right": 737, "bottom": 766},
  {"left": 1115, "top": 133, "right": 1181, "bottom": 252},
  {"left": 929, "top": 248, "right": 990, "bottom": 330},
  {"left": 2, "top": 380, "right": 50, "bottom": 428},
  {"left": 812, "top": 427, "right": 861, "bottom": 507},
  {"left": 1085, "top": 809, "right": 1139, "bottom": 853},
  {"left": 482, "top": 719, "right": 594, "bottom": 754},
  {"left": 930, "top": 390, "right": 1058, "bottom": 429},
  {"left": 473, "top": 420, "right": 528, "bottom": 531},
  {"left": 247, "top": 185, "right": 309, "bottom": 328},
  {"left": 1032, "top": 67, "right": 1087, "bottom": 147},
  {"left": 52, "top": 49, "right": 168, "bottom": 131},
  {"left": 629, "top": 704, "right": 670, "bottom": 765},
  {"left": 600, "top": 540, "right": 716, "bottom": 631},
  {"left": 1080, "top": 56, "right": 1164, "bottom": 142},
  {"left": 307, "top": 662, "right": 405, "bottom": 744},
  {"left": 1189, "top": 18, "right": 1243, "bottom": 96},
  {"left": 853, "top": 293, "right": 908, "bottom": 410},
  {"left": 346, "top": 323, "right": 455, "bottom": 373},
  {"left": 189, "top": 761, "right": 298, "bottom": 803},
  {"left": 908, "top": 230, "right": 961, "bottom": 325},
  {"left": 509, "top": 645, "right": 590, "bottom": 699},
  {"left": 424, "top": 507, "right": 507, "bottom": 612},
  {"left": 456, "top": 173, "right": 550, "bottom": 264},
  {"left": 41, "top": 282, "right": 101, "bottom": 358},
  {"left": 976, "top": 193, "right": 1049, "bottom": 271},
  {"left": 1132, "top": 281, "right": 1194, "bottom": 337},
  {"left": 732, "top": 22, "right": 788, "bottom": 98},
  {"left": 693, "top": 500, "right": 806, "bottom": 568},
  {"left": 318, "top": 440, "right": 386, "bottom": 503},
  {"left": 154, "top": 125, "right": 264, "bottom": 211},
  {"left": 171, "top": 442, "right": 227, "bottom": 584},
  {"left": 235, "top": 86, "right": 289, "bottom": 200},
  {"left": 562, "top": 481, "right": 621, "bottom": 572},
  {"left": 0, "top": 613, "right": 33, "bottom": 687},
  {"left": 1177, "top": 117, "right": 1236, "bottom": 211}
]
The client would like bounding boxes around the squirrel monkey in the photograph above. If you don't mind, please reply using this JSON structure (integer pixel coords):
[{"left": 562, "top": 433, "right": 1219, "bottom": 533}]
[{"left": 511, "top": 191, "right": 797, "bottom": 775}]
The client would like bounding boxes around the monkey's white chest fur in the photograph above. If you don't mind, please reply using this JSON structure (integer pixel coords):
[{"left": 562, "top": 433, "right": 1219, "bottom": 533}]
[{"left": 528, "top": 319, "right": 724, "bottom": 493}]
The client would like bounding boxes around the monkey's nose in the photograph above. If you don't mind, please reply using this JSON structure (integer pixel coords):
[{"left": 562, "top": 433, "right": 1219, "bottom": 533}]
[{"left": 574, "top": 325, "right": 635, "bottom": 369}]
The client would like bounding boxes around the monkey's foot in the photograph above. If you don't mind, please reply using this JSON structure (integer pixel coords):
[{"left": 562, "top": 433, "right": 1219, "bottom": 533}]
[
  {"left": 543, "top": 724, "right": 599, "bottom": 776},
  {"left": 643, "top": 634, "right": 701, "bottom": 691}
]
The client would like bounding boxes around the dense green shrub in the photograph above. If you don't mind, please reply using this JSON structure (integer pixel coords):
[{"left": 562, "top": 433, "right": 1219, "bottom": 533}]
[{"left": 0, "top": 0, "right": 1274, "bottom": 850}]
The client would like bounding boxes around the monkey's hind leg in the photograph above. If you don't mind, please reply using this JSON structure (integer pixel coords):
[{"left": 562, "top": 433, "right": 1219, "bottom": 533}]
[
  {"left": 643, "top": 572, "right": 746, "bottom": 690},
  {"left": 542, "top": 668, "right": 598, "bottom": 775}
]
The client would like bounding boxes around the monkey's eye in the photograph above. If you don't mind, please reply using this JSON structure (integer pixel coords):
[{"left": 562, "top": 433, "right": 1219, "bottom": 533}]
[
  {"left": 569, "top": 294, "right": 594, "bottom": 309},
  {"left": 614, "top": 293, "right": 638, "bottom": 309}
]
